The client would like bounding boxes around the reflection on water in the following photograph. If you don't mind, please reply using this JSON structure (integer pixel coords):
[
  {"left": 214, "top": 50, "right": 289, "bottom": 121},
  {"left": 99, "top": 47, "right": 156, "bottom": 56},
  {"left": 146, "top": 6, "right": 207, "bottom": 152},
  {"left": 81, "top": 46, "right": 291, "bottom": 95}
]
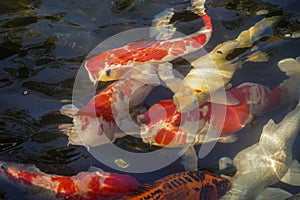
[{"left": 0, "top": 0, "right": 300, "bottom": 198}]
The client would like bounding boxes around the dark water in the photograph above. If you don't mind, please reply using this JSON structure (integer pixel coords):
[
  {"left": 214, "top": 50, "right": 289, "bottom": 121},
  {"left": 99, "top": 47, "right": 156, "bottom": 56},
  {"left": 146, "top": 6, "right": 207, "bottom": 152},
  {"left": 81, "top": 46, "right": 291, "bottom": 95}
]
[{"left": 0, "top": 0, "right": 300, "bottom": 199}]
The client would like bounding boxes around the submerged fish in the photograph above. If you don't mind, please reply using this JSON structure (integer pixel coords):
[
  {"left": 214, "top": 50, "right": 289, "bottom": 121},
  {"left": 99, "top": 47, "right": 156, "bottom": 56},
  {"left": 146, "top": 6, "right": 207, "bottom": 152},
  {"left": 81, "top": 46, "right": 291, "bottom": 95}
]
[
  {"left": 85, "top": 0, "right": 212, "bottom": 83},
  {"left": 159, "top": 16, "right": 280, "bottom": 112},
  {"left": 138, "top": 77, "right": 298, "bottom": 147},
  {"left": 0, "top": 162, "right": 139, "bottom": 200},
  {"left": 59, "top": 75, "right": 159, "bottom": 147},
  {"left": 121, "top": 171, "right": 231, "bottom": 200},
  {"left": 219, "top": 57, "right": 300, "bottom": 199}
]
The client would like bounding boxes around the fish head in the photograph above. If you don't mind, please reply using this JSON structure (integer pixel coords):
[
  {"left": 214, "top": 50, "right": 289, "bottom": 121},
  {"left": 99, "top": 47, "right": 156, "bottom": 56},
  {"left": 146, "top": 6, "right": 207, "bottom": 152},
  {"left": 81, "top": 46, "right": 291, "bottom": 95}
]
[
  {"left": 85, "top": 51, "right": 127, "bottom": 82},
  {"left": 85, "top": 47, "right": 142, "bottom": 82},
  {"left": 139, "top": 100, "right": 203, "bottom": 147},
  {"left": 85, "top": 51, "right": 109, "bottom": 83},
  {"left": 138, "top": 100, "right": 184, "bottom": 147},
  {"left": 59, "top": 93, "right": 117, "bottom": 147},
  {"left": 210, "top": 40, "right": 240, "bottom": 63},
  {"left": 59, "top": 114, "right": 116, "bottom": 147},
  {"left": 212, "top": 176, "right": 232, "bottom": 197}
]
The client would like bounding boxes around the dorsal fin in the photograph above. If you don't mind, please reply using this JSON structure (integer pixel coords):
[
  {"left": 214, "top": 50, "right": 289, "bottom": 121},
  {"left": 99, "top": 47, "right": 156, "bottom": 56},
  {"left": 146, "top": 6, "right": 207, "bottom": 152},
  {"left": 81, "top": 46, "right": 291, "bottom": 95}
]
[
  {"left": 87, "top": 166, "right": 104, "bottom": 173},
  {"left": 259, "top": 119, "right": 278, "bottom": 144}
]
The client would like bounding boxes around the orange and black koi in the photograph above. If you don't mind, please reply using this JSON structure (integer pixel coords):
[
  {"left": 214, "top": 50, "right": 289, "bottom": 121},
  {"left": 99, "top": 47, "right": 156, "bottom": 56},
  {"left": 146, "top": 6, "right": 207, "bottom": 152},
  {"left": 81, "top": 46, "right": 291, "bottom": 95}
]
[{"left": 121, "top": 171, "right": 231, "bottom": 200}]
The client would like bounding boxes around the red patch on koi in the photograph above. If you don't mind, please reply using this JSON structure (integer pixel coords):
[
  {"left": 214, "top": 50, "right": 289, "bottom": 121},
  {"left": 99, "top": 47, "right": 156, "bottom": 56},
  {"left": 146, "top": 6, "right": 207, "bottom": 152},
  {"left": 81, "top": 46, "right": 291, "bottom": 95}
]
[
  {"left": 51, "top": 177, "right": 80, "bottom": 195},
  {"left": 87, "top": 175, "right": 101, "bottom": 191},
  {"left": 17, "top": 170, "right": 38, "bottom": 185},
  {"left": 154, "top": 128, "right": 177, "bottom": 146},
  {"left": 6, "top": 168, "right": 38, "bottom": 185}
]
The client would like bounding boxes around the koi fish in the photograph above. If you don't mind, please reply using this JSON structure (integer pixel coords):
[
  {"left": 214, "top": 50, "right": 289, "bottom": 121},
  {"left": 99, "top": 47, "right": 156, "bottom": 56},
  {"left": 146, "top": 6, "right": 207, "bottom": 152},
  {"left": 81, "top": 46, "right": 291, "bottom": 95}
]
[
  {"left": 219, "top": 57, "right": 300, "bottom": 200},
  {"left": 159, "top": 16, "right": 280, "bottom": 112},
  {"left": 138, "top": 79, "right": 296, "bottom": 147},
  {"left": 85, "top": 0, "right": 212, "bottom": 83},
  {"left": 59, "top": 73, "right": 159, "bottom": 147},
  {"left": 0, "top": 162, "right": 139, "bottom": 200},
  {"left": 121, "top": 171, "right": 231, "bottom": 200}
]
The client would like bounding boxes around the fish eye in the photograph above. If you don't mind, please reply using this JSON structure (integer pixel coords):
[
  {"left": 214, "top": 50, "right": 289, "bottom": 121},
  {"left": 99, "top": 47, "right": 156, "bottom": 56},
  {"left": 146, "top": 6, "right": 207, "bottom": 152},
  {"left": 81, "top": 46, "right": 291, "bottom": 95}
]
[
  {"left": 192, "top": 98, "right": 197, "bottom": 103},
  {"left": 0, "top": 165, "right": 7, "bottom": 171},
  {"left": 221, "top": 182, "right": 227, "bottom": 189},
  {"left": 106, "top": 69, "right": 111, "bottom": 76}
]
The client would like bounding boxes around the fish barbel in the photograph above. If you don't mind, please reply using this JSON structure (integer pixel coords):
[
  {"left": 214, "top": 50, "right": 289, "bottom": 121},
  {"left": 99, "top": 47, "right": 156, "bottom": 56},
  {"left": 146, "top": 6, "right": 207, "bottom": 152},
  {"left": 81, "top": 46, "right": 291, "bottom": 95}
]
[{"left": 85, "top": 0, "right": 212, "bottom": 83}]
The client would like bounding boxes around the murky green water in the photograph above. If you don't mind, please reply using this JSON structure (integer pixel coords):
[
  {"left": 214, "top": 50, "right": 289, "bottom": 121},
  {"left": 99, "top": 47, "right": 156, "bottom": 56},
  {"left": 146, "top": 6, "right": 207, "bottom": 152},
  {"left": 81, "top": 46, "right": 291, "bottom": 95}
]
[{"left": 0, "top": 0, "right": 300, "bottom": 199}]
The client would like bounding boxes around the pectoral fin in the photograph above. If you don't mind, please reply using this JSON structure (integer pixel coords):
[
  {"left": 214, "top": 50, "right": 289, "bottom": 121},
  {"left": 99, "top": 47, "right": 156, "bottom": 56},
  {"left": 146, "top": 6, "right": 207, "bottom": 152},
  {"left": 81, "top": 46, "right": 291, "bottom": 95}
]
[
  {"left": 245, "top": 51, "right": 269, "bottom": 63},
  {"left": 280, "top": 160, "right": 300, "bottom": 186},
  {"left": 180, "top": 146, "right": 198, "bottom": 171},
  {"left": 60, "top": 104, "right": 79, "bottom": 118},
  {"left": 88, "top": 166, "right": 104, "bottom": 173},
  {"left": 255, "top": 187, "right": 292, "bottom": 200}
]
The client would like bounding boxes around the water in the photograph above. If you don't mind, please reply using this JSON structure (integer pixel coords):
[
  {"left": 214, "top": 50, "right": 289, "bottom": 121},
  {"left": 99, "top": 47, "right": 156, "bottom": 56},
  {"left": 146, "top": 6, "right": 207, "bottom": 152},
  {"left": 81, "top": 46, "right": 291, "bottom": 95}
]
[{"left": 0, "top": 0, "right": 299, "bottom": 199}]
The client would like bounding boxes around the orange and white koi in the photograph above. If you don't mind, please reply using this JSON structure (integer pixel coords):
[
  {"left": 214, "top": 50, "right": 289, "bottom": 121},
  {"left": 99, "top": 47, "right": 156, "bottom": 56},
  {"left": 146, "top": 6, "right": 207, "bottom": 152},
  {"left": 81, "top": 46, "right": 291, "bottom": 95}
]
[
  {"left": 0, "top": 162, "right": 139, "bottom": 200},
  {"left": 59, "top": 73, "right": 159, "bottom": 147},
  {"left": 121, "top": 171, "right": 231, "bottom": 200},
  {"left": 138, "top": 76, "right": 298, "bottom": 147},
  {"left": 159, "top": 16, "right": 280, "bottom": 112},
  {"left": 85, "top": 0, "right": 212, "bottom": 83}
]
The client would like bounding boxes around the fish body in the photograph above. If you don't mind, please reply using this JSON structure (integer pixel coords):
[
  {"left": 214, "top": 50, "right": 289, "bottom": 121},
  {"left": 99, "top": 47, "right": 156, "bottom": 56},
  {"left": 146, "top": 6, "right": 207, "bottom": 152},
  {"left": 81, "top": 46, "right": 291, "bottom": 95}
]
[
  {"left": 221, "top": 101, "right": 300, "bottom": 199},
  {"left": 160, "top": 16, "right": 280, "bottom": 112},
  {"left": 121, "top": 171, "right": 231, "bottom": 200},
  {"left": 85, "top": 0, "right": 212, "bottom": 83},
  {"left": 0, "top": 162, "right": 139, "bottom": 200},
  {"left": 139, "top": 80, "right": 293, "bottom": 147},
  {"left": 59, "top": 76, "right": 158, "bottom": 147},
  {"left": 220, "top": 57, "right": 300, "bottom": 199}
]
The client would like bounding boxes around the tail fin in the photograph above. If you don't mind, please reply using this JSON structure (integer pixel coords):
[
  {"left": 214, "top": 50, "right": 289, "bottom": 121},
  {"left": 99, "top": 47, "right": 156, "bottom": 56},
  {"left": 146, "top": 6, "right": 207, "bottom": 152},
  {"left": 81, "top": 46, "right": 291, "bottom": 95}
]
[
  {"left": 236, "top": 16, "right": 281, "bottom": 48},
  {"left": 150, "top": 8, "right": 176, "bottom": 41},
  {"left": 277, "top": 57, "right": 300, "bottom": 105},
  {"left": 191, "top": 0, "right": 206, "bottom": 15},
  {"left": 278, "top": 57, "right": 300, "bottom": 77}
]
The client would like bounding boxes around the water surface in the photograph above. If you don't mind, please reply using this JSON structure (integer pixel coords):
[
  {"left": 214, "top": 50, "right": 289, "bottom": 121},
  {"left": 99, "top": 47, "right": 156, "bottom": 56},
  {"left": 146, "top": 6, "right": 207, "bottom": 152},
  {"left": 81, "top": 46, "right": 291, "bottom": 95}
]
[{"left": 0, "top": 0, "right": 300, "bottom": 198}]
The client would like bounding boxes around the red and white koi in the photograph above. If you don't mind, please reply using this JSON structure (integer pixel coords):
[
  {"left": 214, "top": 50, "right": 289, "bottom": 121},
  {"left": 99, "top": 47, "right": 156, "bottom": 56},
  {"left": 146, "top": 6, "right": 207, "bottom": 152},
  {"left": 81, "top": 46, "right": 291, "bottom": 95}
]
[
  {"left": 85, "top": 0, "right": 212, "bottom": 83},
  {"left": 59, "top": 73, "right": 159, "bottom": 147},
  {"left": 138, "top": 72, "right": 298, "bottom": 147},
  {"left": 0, "top": 162, "right": 139, "bottom": 200}
]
